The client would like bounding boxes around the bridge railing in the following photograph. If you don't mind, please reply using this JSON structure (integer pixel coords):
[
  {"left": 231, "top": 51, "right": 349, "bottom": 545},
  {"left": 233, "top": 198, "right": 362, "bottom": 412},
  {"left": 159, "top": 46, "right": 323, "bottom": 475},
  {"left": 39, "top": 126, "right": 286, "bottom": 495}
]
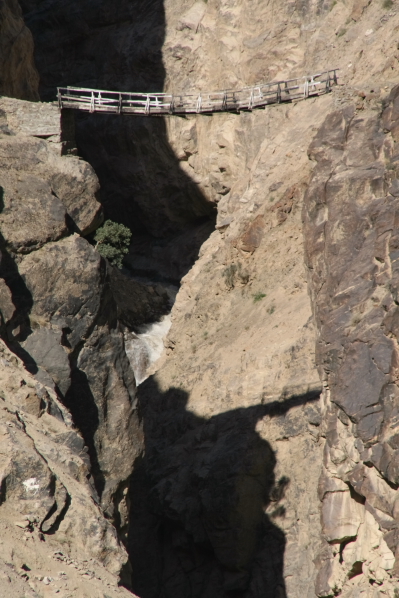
[{"left": 57, "top": 69, "right": 338, "bottom": 115}]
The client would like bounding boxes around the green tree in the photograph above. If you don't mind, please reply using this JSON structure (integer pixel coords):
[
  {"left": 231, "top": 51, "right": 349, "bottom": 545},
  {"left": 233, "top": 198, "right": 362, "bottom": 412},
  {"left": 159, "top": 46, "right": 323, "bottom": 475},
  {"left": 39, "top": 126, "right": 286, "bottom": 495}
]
[{"left": 94, "top": 220, "right": 132, "bottom": 269}]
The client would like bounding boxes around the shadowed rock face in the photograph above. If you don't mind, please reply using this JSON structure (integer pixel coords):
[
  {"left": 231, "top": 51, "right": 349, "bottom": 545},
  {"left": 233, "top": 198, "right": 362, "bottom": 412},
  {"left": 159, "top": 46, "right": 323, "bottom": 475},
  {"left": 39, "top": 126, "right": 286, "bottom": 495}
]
[{"left": 303, "top": 88, "right": 399, "bottom": 596}]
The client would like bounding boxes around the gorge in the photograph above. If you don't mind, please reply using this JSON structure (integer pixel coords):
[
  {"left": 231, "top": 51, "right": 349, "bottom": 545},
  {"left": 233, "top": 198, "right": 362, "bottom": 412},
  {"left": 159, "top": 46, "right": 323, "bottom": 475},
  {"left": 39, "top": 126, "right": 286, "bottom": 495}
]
[{"left": 1, "top": 0, "right": 399, "bottom": 597}]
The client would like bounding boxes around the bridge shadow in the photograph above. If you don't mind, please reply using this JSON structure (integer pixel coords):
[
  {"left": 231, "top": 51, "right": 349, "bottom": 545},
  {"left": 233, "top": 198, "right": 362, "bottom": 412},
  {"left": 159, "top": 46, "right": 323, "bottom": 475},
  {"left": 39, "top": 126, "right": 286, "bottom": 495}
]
[
  {"left": 0, "top": 189, "right": 36, "bottom": 368},
  {"left": 128, "top": 378, "right": 320, "bottom": 598},
  {"left": 22, "top": 0, "right": 216, "bottom": 283}
]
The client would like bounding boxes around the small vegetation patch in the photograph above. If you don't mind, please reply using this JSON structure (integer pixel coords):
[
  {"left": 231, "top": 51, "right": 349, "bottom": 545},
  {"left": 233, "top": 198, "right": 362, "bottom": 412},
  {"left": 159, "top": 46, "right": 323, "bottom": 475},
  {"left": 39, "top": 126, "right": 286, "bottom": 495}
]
[
  {"left": 222, "top": 262, "right": 249, "bottom": 289},
  {"left": 267, "top": 305, "right": 276, "bottom": 315},
  {"left": 253, "top": 292, "right": 266, "bottom": 303},
  {"left": 94, "top": 220, "right": 132, "bottom": 269},
  {"left": 383, "top": 0, "right": 394, "bottom": 8},
  {"left": 336, "top": 27, "right": 347, "bottom": 37},
  {"left": 223, "top": 264, "right": 237, "bottom": 288}
]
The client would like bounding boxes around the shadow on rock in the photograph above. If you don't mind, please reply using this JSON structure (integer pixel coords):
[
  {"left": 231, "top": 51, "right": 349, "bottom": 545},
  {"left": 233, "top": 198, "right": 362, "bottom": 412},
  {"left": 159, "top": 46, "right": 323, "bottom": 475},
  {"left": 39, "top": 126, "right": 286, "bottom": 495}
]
[
  {"left": 128, "top": 379, "right": 320, "bottom": 598},
  {"left": 0, "top": 228, "right": 36, "bottom": 369},
  {"left": 64, "top": 367, "right": 105, "bottom": 498}
]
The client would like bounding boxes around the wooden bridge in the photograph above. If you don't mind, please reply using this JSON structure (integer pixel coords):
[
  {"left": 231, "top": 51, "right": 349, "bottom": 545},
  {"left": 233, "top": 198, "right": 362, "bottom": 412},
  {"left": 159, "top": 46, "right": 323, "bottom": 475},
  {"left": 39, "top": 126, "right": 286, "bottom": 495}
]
[{"left": 57, "top": 69, "right": 338, "bottom": 116}]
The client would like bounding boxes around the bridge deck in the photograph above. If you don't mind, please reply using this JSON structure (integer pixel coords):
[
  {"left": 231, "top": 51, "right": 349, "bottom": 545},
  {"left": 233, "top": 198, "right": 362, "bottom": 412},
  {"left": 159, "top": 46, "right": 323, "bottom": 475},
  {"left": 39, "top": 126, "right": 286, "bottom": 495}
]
[{"left": 57, "top": 70, "right": 338, "bottom": 116}]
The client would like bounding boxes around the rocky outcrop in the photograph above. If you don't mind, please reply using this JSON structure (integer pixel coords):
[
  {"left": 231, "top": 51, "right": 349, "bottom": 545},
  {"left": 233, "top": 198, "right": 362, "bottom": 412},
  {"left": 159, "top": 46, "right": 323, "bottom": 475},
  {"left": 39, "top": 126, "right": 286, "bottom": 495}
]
[
  {"left": 303, "top": 88, "right": 399, "bottom": 596},
  {"left": 0, "top": 338, "right": 136, "bottom": 597}
]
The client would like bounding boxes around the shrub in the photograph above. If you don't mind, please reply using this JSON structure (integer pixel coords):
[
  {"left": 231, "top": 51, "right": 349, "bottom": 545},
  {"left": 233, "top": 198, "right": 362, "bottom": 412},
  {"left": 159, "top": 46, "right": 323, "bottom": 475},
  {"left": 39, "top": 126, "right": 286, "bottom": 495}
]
[
  {"left": 223, "top": 264, "right": 237, "bottom": 289},
  {"left": 253, "top": 292, "right": 266, "bottom": 303},
  {"left": 222, "top": 262, "right": 249, "bottom": 289},
  {"left": 94, "top": 220, "right": 132, "bottom": 269},
  {"left": 383, "top": 0, "right": 394, "bottom": 8}
]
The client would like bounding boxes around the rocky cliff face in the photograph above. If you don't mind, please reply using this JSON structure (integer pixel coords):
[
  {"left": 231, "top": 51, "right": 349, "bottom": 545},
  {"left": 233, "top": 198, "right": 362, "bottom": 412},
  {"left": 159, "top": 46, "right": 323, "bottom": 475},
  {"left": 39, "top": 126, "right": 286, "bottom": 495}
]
[
  {"left": 0, "top": 95, "right": 140, "bottom": 592},
  {"left": 303, "top": 88, "right": 399, "bottom": 596},
  {"left": 0, "top": 337, "right": 134, "bottom": 598},
  {"left": 2, "top": 0, "right": 399, "bottom": 597}
]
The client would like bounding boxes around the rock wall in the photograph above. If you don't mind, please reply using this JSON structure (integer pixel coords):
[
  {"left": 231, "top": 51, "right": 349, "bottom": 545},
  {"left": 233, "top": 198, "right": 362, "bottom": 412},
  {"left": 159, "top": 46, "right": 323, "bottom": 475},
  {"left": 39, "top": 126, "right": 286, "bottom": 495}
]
[
  {"left": 127, "top": 95, "right": 331, "bottom": 598},
  {"left": 0, "top": 92, "right": 173, "bottom": 523},
  {"left": 0, "top": 337, "right": 135, "bottom": 597},
  {"left": 0, "top": 99, "right": 136, "bottom": 516},
  {"left": 303, "top": 88, "right": 399, "bottom": 596}
]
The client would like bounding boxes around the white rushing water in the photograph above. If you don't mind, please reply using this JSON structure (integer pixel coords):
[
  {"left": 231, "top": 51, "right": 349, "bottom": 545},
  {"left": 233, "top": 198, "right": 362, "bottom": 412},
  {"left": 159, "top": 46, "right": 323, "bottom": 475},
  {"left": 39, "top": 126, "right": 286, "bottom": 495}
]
[
  {"left": 125, "top": 314, "right": 173, "bottom": 385},
  {"left": 124, "top": 280, "right": 177, "bottom": 385}
]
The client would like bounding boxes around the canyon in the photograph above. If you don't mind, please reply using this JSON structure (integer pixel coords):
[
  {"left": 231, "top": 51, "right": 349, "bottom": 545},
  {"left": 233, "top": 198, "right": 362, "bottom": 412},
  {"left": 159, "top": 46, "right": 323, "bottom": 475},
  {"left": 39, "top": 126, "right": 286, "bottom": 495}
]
[{"left": 1, "top": 0, "right": 399, "bottom": 597}]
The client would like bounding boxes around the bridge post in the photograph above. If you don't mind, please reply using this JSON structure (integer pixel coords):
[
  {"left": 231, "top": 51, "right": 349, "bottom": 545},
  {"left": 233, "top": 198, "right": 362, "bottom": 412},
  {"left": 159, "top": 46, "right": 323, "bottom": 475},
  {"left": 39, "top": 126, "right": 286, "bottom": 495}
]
[
  {"left": 58, "top": 89, "right": 62, "bottom": 111},
  {"left": 196, "top": 94, "right": 202, "bottom": 113},
  {"left": 277, "top": 83, "right": 281, "bottom": 104},
  {"left": 145, "top": 95, "right": 150, "bottom": 115},
  {"left": 248, "top": 89, "right": 254, "bottom": 111},
  {"left": 90, "top": 91, "right": 95, "bottom": 113},
  {"left": 118, "top": 93, "right": 122, "bottom": 114},
  {"left": 169, "top": 95, "right": 175, "bottom": 114}
]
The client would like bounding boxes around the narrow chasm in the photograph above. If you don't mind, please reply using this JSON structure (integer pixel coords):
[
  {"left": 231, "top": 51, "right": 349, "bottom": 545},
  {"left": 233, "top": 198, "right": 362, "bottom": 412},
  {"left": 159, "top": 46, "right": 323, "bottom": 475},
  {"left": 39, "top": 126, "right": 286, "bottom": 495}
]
[{"left": 77, "top": 108, "right": 216, "bottom": 385}]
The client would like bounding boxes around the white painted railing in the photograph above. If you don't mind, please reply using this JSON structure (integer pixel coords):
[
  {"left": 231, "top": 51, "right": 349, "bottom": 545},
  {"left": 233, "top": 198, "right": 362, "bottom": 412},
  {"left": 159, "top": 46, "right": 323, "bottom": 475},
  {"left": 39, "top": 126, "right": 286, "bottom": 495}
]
[{"left": 57, "top": 69, "right": 338, "bottom": 116}]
